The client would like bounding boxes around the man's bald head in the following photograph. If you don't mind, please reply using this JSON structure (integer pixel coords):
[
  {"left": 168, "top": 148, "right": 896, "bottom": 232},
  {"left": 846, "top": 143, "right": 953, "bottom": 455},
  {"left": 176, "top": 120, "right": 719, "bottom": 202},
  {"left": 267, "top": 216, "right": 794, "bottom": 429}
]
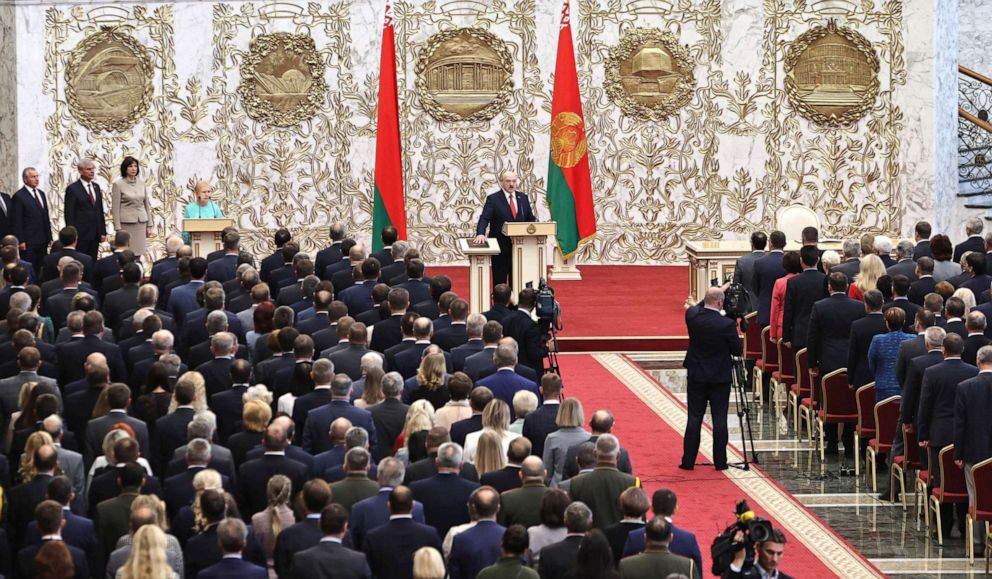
[
  {"left": 520, "top": 456, "right": 545, "bottom": 480},
  {"left": 703, "top": 287, "right": 724, "bottom": 307},
  {"left": 330, "top": 417, "right": 352, "bottom": 443},
  {"left": 85, "top": 352, "right": 108, "bottom": 368}
]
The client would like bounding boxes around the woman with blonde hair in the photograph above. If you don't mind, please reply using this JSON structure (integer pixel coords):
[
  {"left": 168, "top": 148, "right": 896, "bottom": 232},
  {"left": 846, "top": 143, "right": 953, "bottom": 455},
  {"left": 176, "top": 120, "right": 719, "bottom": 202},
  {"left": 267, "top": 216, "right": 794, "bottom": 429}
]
[
  {"left": 181, "top": 180, "right": 223, "bottom": 244},
  {"left": 251, "top": 474, "right": 294, "bottom": 574},
  {"left": 849, "top": 254, "right": 885, "bottom": 300},
  {"left": 412, "top": 546, "right": 445, "bottom": 579},
  {"left": 118, "top": 524, "right": 177, "bottom": 579},
  {"left": 409, "top": 352, "right": 450, "bottom": 410},
  {"left": 953, "top": 287, "right": 976, "bottom": 314},
  {"left": 474, "top": 430, "right": 506, "bottom": 476},
  {"left": 87, "top": 426, "right": 154, "bottom": 485},
  {"left": 19, "top": 431, "right": 56, "bottom": 483},
  {"left": 355, "top": 366, "right": 386, "bottom": 409},
  {"left": 169, "top": 468, "right": 224, "bottom": 546},
  {"left": 464, "top": 399, "right": 520, "bottom": 464},
  {"left": 395, "top": 399, "right": 436, "bottom": 463},
  {"left": 541, "top": 398, "right": 590, "bottom": 486},
  {"left": 168, "top": 371, "right": 206, "bottom": 414},
  {"left": 510, "top": 390, "right": 539, "bottom": 434},
  {"left": 229, "top": 399, "right": 272, "bottom": 466}
]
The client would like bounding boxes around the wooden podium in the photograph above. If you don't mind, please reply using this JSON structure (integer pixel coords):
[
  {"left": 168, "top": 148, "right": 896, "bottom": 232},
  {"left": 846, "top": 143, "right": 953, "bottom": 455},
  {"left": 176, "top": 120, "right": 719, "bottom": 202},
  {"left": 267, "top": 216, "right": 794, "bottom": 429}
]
[
  {"left": 185, "top": 218, "right": 234, "bottom": 257},
  {"left": 504, "top": 221, "right": 556, "bottom": 297},
  {"left": 458, "top": 238, "right": 501, "bottom": 314}
]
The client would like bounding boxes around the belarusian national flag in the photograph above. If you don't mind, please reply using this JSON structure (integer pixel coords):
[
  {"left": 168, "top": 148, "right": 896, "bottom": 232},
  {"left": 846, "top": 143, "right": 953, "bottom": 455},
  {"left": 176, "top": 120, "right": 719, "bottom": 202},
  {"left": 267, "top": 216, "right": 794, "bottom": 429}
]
[
  {"left": 372, "top": 0, "right": 406, "bottom": 252},
  {"left": 546, "top": 0, "right": 595, "bottom": 259}
]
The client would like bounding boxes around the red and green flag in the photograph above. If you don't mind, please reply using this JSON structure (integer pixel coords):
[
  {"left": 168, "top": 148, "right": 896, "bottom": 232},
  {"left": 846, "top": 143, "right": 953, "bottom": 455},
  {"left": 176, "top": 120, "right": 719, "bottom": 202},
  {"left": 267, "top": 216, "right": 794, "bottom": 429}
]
[
  {"left": 546, "top": 0, "right": 596, "bottom": 259},
  {"left": 372, "top": 0, "right": 406, "bottom": 252}
]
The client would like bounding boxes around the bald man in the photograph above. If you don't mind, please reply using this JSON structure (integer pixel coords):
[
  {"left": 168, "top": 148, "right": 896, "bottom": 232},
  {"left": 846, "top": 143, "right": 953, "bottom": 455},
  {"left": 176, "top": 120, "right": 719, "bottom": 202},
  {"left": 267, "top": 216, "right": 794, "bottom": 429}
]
[
  {"left": 680, "top": 287, "right": 742, "bottom": 471},
  {"left": 473, "top": 171, "right": 536, "bottom": 286}
]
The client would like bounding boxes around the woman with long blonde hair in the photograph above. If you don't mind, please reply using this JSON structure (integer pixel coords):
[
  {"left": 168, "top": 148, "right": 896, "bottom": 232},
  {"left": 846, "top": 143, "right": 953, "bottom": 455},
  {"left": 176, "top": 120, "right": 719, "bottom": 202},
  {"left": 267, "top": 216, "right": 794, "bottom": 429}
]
[
  {"left": 251, "top": 474, "right": 294, "bottom": 573},
  {"left": 395, "top": 399, "right": 435, "bottom": 463},
  {"left": 19, "top": 431, "right": 56, "bottom": 483},
  {"left": 850, "top": 254, "right": 886, "bottom": 300},
  {"left": 463, "top": 399, "right": 519, "bottom": 464},
  {"left": 118, "top": 524, "right": 177, "bottom": 579},
  {"left": 412, "top": 546, "right": 445, "bottom": 579},
  {"left": 473, "top": 430, "right": 506, "bottom": 476},
  {"left": 356, "top": 366, "right": 386, "bottom": 409},
  {"left": 410, "top": 353, "right": 450, "bottom": 410},
  {"left": 168, "top": 371, "right": 207, "bottom": 414}
]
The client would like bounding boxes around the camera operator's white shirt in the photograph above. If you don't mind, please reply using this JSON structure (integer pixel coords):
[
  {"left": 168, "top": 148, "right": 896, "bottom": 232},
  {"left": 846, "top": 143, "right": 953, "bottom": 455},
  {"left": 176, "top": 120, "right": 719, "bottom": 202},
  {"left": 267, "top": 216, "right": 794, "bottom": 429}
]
[{"left": 728, "top": 562, "right": 779, "bottom": 578}]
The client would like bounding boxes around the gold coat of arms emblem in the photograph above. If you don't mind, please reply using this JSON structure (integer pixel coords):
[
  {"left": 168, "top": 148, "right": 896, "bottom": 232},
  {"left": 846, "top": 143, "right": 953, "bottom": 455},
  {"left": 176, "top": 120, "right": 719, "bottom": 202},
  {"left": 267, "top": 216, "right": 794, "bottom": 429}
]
[
  {"left": 238, "top": 33, "right": 327, "bottom": 127},
  {"left": 605, "top": 28, "right": 695, "bottom": 121},
  {"left": 551, "top": 112, "right": 587, "bottom": 169}
]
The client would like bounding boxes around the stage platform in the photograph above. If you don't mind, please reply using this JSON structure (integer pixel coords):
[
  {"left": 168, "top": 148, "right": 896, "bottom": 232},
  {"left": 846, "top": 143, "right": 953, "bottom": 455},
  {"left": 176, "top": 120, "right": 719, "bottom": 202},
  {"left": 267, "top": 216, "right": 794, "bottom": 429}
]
[{"left": 429, "top": 265, "right": 690, "bottom": 352}]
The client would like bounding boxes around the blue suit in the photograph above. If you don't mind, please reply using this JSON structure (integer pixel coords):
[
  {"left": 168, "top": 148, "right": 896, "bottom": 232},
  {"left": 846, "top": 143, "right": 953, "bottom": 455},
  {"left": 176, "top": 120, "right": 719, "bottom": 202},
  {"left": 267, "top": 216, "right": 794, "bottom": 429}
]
[
  {"left": 302, "top": 400, "right": 377, "bottom": 455},
  {"left": 623, "top": 524, "right": 703, "bottom": 577},
  {"left": 24, "top": 510, "right": 97, "bottom": 574},
  {"left": 340, "top": 279, "right": 376, "bottom": 315},
  {"left": 752, "top": 250, "right": 786, "bottom": 327},
  {"left": 475, "top": 190, "right": 536, "bottom": 286},
  {"left": 196, "top": 556, "right": 268, "bottom": 579},
  {"left": 449, "top": 520, "right": 505, "bottom": 579},
  {"left": 349, "top": 488, "right": 426, "bottom": 551},
  {"left": 410, "top": 473, "right": 479, "bottom": 539},
  {"left": 167, "top": 279, "right": 205, "bottom": 327},
  {"left": 364, "top": 518, "right": 442, "bottom": 579},
  {"left": 476, "top": 369, "right": 540, "bottom": 420},
  {"left": 522, "top": 401, "right": 560, "bottom": 458},
  {"left": 207, "top": 253, "right": 239, "bottom": 283}
]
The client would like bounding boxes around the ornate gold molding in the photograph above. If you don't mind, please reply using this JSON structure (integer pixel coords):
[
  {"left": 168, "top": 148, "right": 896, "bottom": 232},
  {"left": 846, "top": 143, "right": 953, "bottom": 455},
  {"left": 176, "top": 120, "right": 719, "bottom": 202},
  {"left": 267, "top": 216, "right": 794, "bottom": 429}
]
[
  {"left": 237, "top": 32, "right": 327, "bottom": 127},
  {"left": 605, "top": 28, "right": 695, "bottom": 121},
  {"left": 784, "top": 20, "right": 880, "bottom": 127},
  {"left": 414, "top": 27, "right": 514, "bottom": 123},
  {"left": 64, "top": 27, "right": 154, "bottom": 133}
]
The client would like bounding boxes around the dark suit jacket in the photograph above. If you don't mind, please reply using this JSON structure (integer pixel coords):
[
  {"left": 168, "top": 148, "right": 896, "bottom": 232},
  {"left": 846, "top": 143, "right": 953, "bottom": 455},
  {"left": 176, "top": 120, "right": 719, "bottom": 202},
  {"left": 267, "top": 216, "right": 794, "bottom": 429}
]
[
  {"left": 340, "top": 279, "right": 376, "bottom": 315},
  {"left": 888, "top": 258, "right": 919, "bottom": 281},
  {"left": 954, "top": 372, "right": 992, "bottom": 464},
  {"left": 901, "top": 349, "right": 943, "bottom": 426},
  {"left": 397, "top": 279, "right": 431, "bottom": 307},
  {"left": 954, "top": 235, "right": 986, "bottom": 263},
  {"left": 402, "top": 453, "right": 479, "bottom": 485},
  {"left": 963, "top": 333, "right": 992, "bottom": 366},
  {"left": 451, "top": 339, "right": 485, "bottom": 371},
  {"left": 18, "top": 538, "right": 89, "bottom": 579},
  {"left": 195, "top": 357, "right": 236, "bottom": 398},
  {"left": 206, "top": 253, "right": 239, "bottom": 283},
  {"left": 87, "top": 467, "right": 161, "bottom": 513},
  {"left": 501, "top": 310, "right": 548, "bottom": 377},
  {"left": 84, "top": 411, "right": 150, "bottom": 465},
  {"left": 538, "top": 535, "right": 583, "bottom": 579},
  {"left": 522, "top": 402, "right": 559, "bottom": 458},
  {"left": 45, "top": 285, "right": 99, "bottom": 328},
  {"left": 832, "top": 258, "right": 861, "bottom": 283},
  {"left": 293, "top": 541, "right": 371, "bottom": 579},
  {"left": 604, "top": 520, "right": 644, "bottom": 565},
  {"left": 463, "top": 346, "right": 538, "bottom": 383},
  {"left": 197, "top": 556, "right": 268, "bottom": 579},
  {"left": 847, "top": 313, "right": 888, "bottom": 388},
  {"left": 355, "top": 304, "right": 389, "bottom": 327},
  {"left": 314, "top": 243, "right": 343, "bottom": 280},
  {"left": 432, "top": 323, "right": 468, "bottom": 351},
  {"left": 185, "top": 524, "right": 265, "bottom": 578},
  {"left": 947, "top": 319, "right": 967, "bottom": 338},
  {"left": 273, "top": 518, "right": 321, "bottom": 578},
  {"left": 368, "top": 314, "right": 403, "bottom": 352},
  {"left": 475, "top": 190, "right": 536, "bottom": 252},
  {"left": 623, "top": 524, "right": 703, "bottom": 578},
  {"left": 238, "top": 454, "right": 309, "bottom": 516},
  {"left": 479, "top": 465, "right": 522, "bottom": 494},
  {"left": 914, "top": 239, "right": 932, "bottom": 260},
  {"left": 918, "top": 358, "right": 978, "bottom": 447},
  {"left": 782, "top": 269, "right": 826, "bottom": 349},
  {"left": 410, "top": 473, "right": 479, "bottom": 539},
  {"left": 57, "top": 334, "right": 126, "bottom": 384},
  {"left": 392, "top": 342, "right": 452, "bottom": 380},
  {"left": 683, "top": 305, "right": 742, "bottom": 384},
  {"left": 477, "top": 370, "right": 540, "bottom": 420},
  {"left": 11, "top": 186, "right": 52, "bottom": 246},
  {"left": 64, "top": 179, "right": 106, "bottom": 241},
  {"left": 297, "top": 311, "right": 332, "bottom": 336},
  {"left": 291, "top": 387, "right": 331, "bottom": 438},
  {"left": 753, "top": 250, "right": 786, "bottom": 326},
  {"left": 0, "top": 191, "right": 12, "bottom": 238},
  {"left": 450, "top": 414, "right": 483, "bottom": 448},
  {"left": 449, "top": 520, "right": 505, "bottom": 579},
  {"left": 154, "top": 407, "right": 197, "bottom": 470},
  {"left": 23, "top": 510, "right": 97, "bottom": 574},
  {"left": 41, "top": 247, "right": 94, "bottom": 284},
  {"left": 328, "top": 344, "right": 375, "bottom": 381},
  {"left": 807, "top": 293, "right": 865, "bottom": 374},
  {"left": 369, "top": 398, "right": 409, "bottom": 459},
  {"left": 883, "top": 298, "right": 922, "bottom": 333},
  {"left": 364, "top": 518, "right": 443, "bottom": 579},
  {"left": 8, "top": 474, "right": 52, "bottom": 550},
  {"left": 91, "top": 252, "right": 121, "bottom": 292}
]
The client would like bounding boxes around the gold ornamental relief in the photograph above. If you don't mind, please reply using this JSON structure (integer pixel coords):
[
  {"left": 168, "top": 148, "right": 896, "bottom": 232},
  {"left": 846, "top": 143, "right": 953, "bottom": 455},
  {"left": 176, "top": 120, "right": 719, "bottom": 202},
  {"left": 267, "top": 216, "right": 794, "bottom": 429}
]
[
  {"left": 415, "top": 28, "right": 514, "bottom": 122},
  {"left": 551, "top": 112, "right": 587, "bottom": 169},
  {"left": 64, "top": 28, "right": 154, "bottom": 133},
  {"left": 605, "top": 28, "right": 695, "bottom": 121},
  {"left": 238, "top": 33, "right": 327, "bottom": 127},
  {"left": 784, "top": 20, "right": 880, "bottom": 127}
]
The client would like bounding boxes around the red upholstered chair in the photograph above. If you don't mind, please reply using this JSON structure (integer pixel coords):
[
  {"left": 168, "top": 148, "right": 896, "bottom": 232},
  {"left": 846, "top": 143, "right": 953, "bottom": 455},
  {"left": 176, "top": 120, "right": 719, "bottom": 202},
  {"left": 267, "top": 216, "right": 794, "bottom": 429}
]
[
  {"left": 743, "top": 312, "right": 761, "bottom": 361},
  {"left": 928, "top": 445, "right": 969, "bottom": 546},
  {"left": 966, "top": 457, "right": 992, "bottom": 565},
  {"left": 798, "top": 364, "right": 821, "bottom": 446},
  {"left": 853, "top": 383, "right": 876, "bottom": 477},
  {"left": 866, "top": 396, "right": 900, "bottom": 492},
  {"left": 752, "top": 326, "right": 778, "bottom": 406},
  {"left": 789, "top": 348, "right": 810, "bottom": 436},
  {"left": 891, "top": 425, "right": 921, "bottom": 509},
  {"left": 771, "top": 340, "right": 795, "bottom": 418},
  {"left": 915, "top": 459, "right": 932, "bottom": 531},
  {"left": 814, "top": 369, "right": 857, "bottom": 461}
]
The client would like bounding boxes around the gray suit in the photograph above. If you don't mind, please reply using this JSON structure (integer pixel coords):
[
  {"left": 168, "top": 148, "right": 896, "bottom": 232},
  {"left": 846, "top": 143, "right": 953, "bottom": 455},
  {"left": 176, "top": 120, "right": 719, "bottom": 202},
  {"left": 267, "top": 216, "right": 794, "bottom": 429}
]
[
  {"left": 56, "top": 445, "right": 86, "bottom": 507},
  {"left": 85, "top": 410, "right": 150, "bottom": 463},
  {"left": 327, "top": 345, "right": 381, "bottom": 381},
  {"left": 831, "top": 258, "right": 861, "bottom": 282},
  {"left": 0, "top": 371, "right": 60, "bottom": 433},
  {"left": 172, "top": 442, "right": 234, "bottom": 464},
  {"left": 887, "top": 258, "right": 919, "bottom": 281},
  {"left": 732, "top": 250, "right": 765, "bottom": 310},
  {"left": 237, "top": 305, "right": 255, "bottom": 333}
]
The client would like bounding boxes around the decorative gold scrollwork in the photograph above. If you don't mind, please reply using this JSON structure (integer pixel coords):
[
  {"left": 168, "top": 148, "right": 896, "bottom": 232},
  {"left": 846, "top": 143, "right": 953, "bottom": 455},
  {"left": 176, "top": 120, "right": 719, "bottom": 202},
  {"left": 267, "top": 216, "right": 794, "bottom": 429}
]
[{"left": 238, "top": 32, "right": 327, "bottom": 128}]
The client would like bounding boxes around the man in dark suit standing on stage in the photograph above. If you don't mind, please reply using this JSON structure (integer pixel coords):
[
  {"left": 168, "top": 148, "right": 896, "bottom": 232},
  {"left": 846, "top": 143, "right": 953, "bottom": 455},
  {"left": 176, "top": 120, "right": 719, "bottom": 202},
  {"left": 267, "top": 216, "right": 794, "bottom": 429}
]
[
  {"left": 64, "top": 158, "right": 106, "bottom": 262},
  {"left": 781, "top": 245, "right": 825, "bottom": 353},
  {"left": 679, "top": 287, "right": 742, "bottom": 471},
  {"left": 473, "top": 171, "right": 536, "bottom": 287},
  {"left": 732, "top": 231, "right": 766, "bottom": 312},
  {"left": 752, "top": 230, "right": 786, "bottom": 327},
  {"left": 914, "top": 221, "right": 932, "bottom": 260},
  {"left": 11, "top": 167, "right": 52, "bottom": 275}
]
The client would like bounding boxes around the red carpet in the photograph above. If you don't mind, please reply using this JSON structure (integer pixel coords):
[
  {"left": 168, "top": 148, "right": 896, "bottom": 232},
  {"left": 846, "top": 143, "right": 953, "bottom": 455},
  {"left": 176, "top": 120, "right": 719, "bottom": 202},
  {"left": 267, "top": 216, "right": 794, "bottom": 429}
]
[
  {"left": 429, "top": 266, "right": 689, "bottom": 351},
  {"left": 557, "top": 354, "right": 883, "bottom": 578}
]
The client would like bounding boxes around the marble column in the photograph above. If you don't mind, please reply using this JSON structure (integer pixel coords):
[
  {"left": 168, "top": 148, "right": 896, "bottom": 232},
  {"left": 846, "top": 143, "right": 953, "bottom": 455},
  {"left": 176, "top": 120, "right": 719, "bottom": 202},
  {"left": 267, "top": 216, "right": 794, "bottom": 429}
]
[{"left": 0, "top": 1, "right": 16, "bottom": 192}]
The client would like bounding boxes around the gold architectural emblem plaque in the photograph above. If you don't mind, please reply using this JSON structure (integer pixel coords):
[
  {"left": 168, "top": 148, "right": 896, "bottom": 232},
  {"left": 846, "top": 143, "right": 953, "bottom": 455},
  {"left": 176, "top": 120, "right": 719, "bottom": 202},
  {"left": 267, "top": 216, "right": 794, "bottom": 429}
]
[
  {"left": 605, "top": 28, "right": 695, "bottom": 121},
  {"left": 784, "top": 20, "right": 880, "bottom": 127},
  {"left": 64, "top": 28, "right": 154, "bottom": 133},
  {"left": 551, "top": 112, "right": 588, "bottom": 169},
  {"left": 416, "top": 28, "right": 514, "bottom": 122},
  {"left": 238, "top": 33, "right": 327, "bottom": 127}
]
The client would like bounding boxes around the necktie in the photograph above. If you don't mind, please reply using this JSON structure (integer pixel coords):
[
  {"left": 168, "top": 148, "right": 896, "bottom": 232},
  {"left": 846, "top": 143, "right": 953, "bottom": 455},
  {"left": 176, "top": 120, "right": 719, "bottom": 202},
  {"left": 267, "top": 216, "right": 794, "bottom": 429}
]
[
  {"left": 33, "top": 189, "right": 43, "bottom": 210},
  {"left": 86, "top": 182, "right": 95, "bottom": 206},
  {"left": 508, "top": 193, "right": 517, "bottom": 219}
]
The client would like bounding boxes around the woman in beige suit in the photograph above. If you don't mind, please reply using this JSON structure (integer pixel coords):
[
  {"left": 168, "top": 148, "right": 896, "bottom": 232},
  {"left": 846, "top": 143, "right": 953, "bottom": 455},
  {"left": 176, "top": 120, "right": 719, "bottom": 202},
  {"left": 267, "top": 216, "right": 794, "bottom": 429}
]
[{"left": 111, "top": 156, "right": 153, "bottom": 260}]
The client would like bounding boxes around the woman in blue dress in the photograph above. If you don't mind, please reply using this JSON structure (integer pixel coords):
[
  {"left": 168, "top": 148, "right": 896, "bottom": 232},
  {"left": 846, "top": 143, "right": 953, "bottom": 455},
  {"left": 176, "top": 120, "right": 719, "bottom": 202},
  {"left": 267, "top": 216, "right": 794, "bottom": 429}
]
[
  {"left": 868, "top": 307, "right": 916, "bottom": 401},
  {"left": 182, "top": 180, "right": 223, "bottom": 244}
]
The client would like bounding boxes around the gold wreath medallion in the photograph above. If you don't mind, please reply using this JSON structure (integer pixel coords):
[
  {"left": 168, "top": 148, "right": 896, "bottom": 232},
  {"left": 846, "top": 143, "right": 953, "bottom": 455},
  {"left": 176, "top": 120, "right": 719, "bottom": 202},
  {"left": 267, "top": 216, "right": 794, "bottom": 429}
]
[
  {"left": 238, "top": 33, "right": 327, "bottom": 127},
  {"left": 551, "top": 112, "right": 588, "bottom": 169},
  {"left": 605, "top": 28, "right": 695, "bottom": 121}
]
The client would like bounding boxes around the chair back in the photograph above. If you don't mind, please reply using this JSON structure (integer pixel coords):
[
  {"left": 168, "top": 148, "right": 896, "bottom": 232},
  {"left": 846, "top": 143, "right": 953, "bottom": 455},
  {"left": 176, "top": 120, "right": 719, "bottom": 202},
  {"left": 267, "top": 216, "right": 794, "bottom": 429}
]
[
  {"left": 856, "top": 383, "right": 877, "bottom": 430},
  {"left": 777, "top": 340, "right": 796, "bottom": 380},
  {"left": 937, "top": 445, "right": 968, "bottom": 497},
  {"left": 969, "top": 457, "right": 992, "bottom": 519},
  {"left": 820, "top": 369, "right": 856, "bottom": 418},
  {"left": 761, "top": 327, "right": 779, "bottom": 367},
  {"left": 776, "top": 204, "right": 820, "bottom": 245},
  {"left": 744, "top": 312, "right": 761, "bottom": 360},
  {"left": 902, "top": 424, "right": 921, "bottom": 466},
  {"left": 795, "top": 348, "right": 810, "bottom": 394},
  {"left": 872, "top": 396, "right": 901, "bottom": 448}
]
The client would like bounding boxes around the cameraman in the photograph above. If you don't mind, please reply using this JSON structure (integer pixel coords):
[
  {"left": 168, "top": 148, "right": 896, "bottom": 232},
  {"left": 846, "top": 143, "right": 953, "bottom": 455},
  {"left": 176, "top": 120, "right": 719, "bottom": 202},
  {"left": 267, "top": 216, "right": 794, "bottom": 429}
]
[
  {"left": 679, "top": 287, "right": 742, "bottom": 471},
  {"left": 724, "top": 528, "right": 791, "bottom": 579}
]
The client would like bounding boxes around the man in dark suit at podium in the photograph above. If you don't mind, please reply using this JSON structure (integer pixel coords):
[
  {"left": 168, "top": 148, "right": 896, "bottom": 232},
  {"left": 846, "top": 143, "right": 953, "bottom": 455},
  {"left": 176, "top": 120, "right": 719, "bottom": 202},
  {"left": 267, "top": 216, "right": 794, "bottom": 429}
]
[
  {"left": 64, "top": 158, "right": 107, "bottom": 262},
  {"left": 473, "top": 171, "right": 536, "bottom": 287},
  {"left": 11, "top": 167, "right": 53, "bottom": 275}
]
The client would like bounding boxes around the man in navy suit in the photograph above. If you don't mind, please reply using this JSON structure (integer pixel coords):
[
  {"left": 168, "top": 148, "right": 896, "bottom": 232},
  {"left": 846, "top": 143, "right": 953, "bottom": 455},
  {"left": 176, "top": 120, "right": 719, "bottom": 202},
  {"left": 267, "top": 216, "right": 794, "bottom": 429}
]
[
  {"left": 167, "top": 256, "right": 207, "bottom": 328},
  {"left": 955, "top": 216, "right": 986, "bottom": 263},
  {"left": 11, "top": 167, "right": 53, "bottom": 275},
  {"left": 954, "top": 346, "right": 992, "bottom": 544},
  {"left": 449, "top": 486, "right": 506, "bottom": 579},
  {"left": 364, "top": 485, "right": 442, "bottom": 579},
  {"left": 752, "top": 230, "right": 787, "bottom": 327},
  {"left": 409, "top": 442, "right": 479, "bottom": 539},
  {"left": 292, "top": 503, "right": 372, "bottom": 578},
  {"left": 22, "top": 476, "right": 97, "bottom": 574},
  {"left": 679, "top": 287, "right": 742, "bottom": 471},
  {"left": 621, "top": 488, "right": 703, "bottom": 574},
  {"left": 349, "top": 457, "right": 427, "bottom": 550},
  {"left": 196, "top": 517, "right": 268, "bottom": 579},
  {"left": 476, "top": 344, "right": 540, "bottom": 420},
  {"left": 17, "top": 500, "right": 90, "bottom": 579},
  {"left": 522, "top": 373, "right": 562, "bottom": 458},
  {"left": 914, "top": 221, "right": 932, "bottom": 260},
  {"left": 206, "top": 230, "right": 241, "bottom": 282},
  {"left": 473, "top": 171, "right": 536, "bottom": 287},
  {"left": 63, "top": 158, "right": 106, "bottom": 262},
  {"left": 781, "top": 245, "right": 826, "bottom": 352},
  {"left": 302, "top": 374, "right": 378, "bottom": 456}
]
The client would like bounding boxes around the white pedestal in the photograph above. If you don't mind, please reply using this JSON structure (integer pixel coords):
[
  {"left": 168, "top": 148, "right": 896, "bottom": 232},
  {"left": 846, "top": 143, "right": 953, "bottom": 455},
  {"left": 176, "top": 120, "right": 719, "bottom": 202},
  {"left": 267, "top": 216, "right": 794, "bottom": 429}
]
[
  {"left": 458, "top": 238, "right": 500, "bottom": 314},
  {"left": 505, "top": 222, "right": 557, "bottom": 297},
  {"left": 550, "top": 249, "right": 582, "bottom": 281}
]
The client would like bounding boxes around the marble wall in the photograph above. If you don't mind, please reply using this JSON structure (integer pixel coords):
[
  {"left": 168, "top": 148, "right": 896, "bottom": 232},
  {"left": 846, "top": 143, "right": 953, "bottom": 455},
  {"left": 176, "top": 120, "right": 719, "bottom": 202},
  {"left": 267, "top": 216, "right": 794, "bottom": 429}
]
[
  {"left": 960, "top": 0, "right": 990, "bottom": 76},
  {"left": 4, "top": 0, "right": 957, "bottom": 262}
]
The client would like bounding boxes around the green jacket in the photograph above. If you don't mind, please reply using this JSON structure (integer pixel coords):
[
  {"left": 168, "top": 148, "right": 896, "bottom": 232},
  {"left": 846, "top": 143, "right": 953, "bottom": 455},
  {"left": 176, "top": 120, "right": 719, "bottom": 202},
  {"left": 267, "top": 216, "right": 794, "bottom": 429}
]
[
  {"left": 499, "top": 481, "right": 549, "bottom": 527},
  {"left": 618, "top": 547, "right": 695, "bottom": 579},
  {"left": 330, "top": 474, "right": 379, "bottom": 511},
  {"left": 477, "top": 556, "right": 540, "bottom": 579},
  {"left": 568, "top": 464, "right": 637, "bottom": 529}
]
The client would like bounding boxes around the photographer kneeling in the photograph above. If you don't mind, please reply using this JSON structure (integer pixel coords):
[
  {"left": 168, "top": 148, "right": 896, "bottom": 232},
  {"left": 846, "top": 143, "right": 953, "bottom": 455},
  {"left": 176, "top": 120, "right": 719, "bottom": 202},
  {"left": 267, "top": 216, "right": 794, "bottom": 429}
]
[{"left": 724, "top": 528, "right": 791, "bottom": 579}]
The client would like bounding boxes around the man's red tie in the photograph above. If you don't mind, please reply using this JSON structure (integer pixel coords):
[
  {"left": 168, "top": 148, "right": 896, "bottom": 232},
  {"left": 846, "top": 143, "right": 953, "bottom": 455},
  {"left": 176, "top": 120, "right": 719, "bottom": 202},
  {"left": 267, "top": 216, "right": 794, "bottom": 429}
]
[{"left": 508, "top": 194, "right": 517, "bottom": 219}]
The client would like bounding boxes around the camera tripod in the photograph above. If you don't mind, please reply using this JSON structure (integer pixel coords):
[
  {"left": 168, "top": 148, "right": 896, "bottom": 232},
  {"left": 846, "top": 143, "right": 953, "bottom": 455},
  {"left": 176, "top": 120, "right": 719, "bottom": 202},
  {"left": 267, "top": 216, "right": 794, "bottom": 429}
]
[{"left": 729, "top": 355, "right": 759, "bottom": 470}]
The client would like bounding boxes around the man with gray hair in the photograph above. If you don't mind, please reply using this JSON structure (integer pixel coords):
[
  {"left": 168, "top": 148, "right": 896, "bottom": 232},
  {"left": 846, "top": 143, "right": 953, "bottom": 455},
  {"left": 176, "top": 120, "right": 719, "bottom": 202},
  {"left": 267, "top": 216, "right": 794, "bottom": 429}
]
[
  {"left": 873, "top": 235, "right": 895, "bottom": 268},
  {"left": 162, "top": 437, "right": 227, "bottom": 519},
  {"left": 168, "top": 411, "right": 235, "bottom": 479},
  {"left": 451, "top": 312, "right": 487, "bottom": 370},
  {"left": 888, "top": 239, "right": 919, "bottom": 280},
  {"left": 956, "top": 216, "right": 987, "bottom": 262},
  {"left": 954, "top": 345, "right": 992, "bottom": 549},
  {"left": 185, "top": 309, "right": 230, "bottom": 369},
  {"left": 302, "top": 373, "right": 378, "bottom": 457},
  {"left": 833, "top": 239, "right": 863, "bottom": 280},
  {"left": 196, "top": 331, "right": 238, "bottom": 397},
  {"left": 539, "top": 501, "right": 593, "bottom": 578},
  {"left": 64, "top": 158, "right": 106, "bottom": 261},
  {"left": 348, "top": 456, "right": 427, "bottom": 550},
  {"left": 568, "top": 434, "right": 637, "bottom": 529},
  {"left": 410, "top": 442, "right": 480, "bottom": 539},
  {"left": 963, "top": 311, "right": 990, "bottom": 366},
  {"left": 369, "top": 370, "right": 409, "bottom": 458},
  {"left": 151, "top": 233, "right": 185, "bottom": 287},
  {"left": 329, "top": 447, "right": 379, "bottom": 510},
  {"left": 198, "top": 517, "right": 268, "bottom": 577},
  {"left": 320, "top": 425, "right": 376, "bottom": 483}
]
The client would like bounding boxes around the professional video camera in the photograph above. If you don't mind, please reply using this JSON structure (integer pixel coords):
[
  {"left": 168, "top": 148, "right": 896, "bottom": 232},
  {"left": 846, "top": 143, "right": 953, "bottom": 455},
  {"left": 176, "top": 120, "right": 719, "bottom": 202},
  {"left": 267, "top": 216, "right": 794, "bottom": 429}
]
[
  {"left": 723, "top": 280, "right": 751, "bottom": 320},
  {"left": 527, "top": 278, "right": 562, "bottom": 375},
  {"left": 710, "top": 500, "right": 774, "bottom": 576}
]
